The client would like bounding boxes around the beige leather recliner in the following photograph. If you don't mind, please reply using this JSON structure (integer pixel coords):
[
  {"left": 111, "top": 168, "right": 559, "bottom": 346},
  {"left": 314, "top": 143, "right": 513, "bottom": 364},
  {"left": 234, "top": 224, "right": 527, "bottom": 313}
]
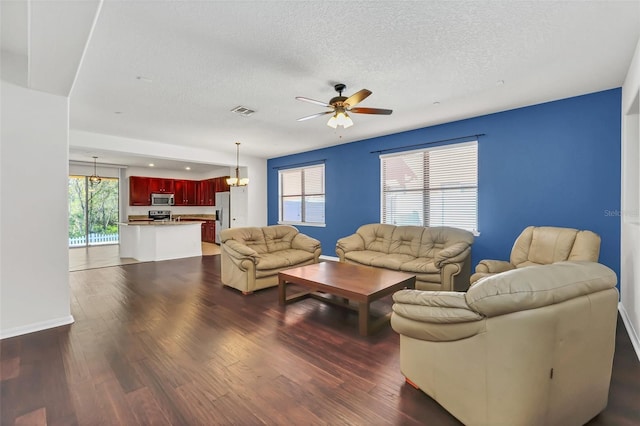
[
  {"left": 470, "top": 226, "right": 600, "bottom": 285},
  {"left": 391, "top": 261, "right": 618, "bottom": 426},
  {"left": 220, "top": 225, "right": 321, "bottom": 294}
]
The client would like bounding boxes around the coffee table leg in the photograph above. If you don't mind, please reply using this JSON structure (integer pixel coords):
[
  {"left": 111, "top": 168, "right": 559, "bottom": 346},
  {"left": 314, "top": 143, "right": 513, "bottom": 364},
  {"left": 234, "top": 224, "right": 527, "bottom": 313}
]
[
  {"left": 358, "top": 302, "right": 370, "bottom": 336},
  {"left": 278, "top": 278, "right": 286, "bottom": 306}
]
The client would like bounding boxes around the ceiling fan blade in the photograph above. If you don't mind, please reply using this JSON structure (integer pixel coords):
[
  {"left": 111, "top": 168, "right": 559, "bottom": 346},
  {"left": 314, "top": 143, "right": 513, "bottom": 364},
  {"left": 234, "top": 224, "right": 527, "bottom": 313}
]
[
  {"left": 297, "top": 111, "right": 334, "bottom": 122},
  {"left": 344, "top": 89, "right": 372, "bottom": 107},
  {"left": 296, "top": 97, "right": 332, "bottom": 108},
  {"left": 349, "top": 107, "right": 393, "bottom": 115}
]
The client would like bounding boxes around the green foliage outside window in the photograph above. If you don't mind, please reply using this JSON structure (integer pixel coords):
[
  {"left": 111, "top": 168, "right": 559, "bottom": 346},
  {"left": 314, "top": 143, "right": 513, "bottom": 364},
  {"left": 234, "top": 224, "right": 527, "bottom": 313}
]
[{"left": 68, "top": 176, "right": 119, "bottom": 240}]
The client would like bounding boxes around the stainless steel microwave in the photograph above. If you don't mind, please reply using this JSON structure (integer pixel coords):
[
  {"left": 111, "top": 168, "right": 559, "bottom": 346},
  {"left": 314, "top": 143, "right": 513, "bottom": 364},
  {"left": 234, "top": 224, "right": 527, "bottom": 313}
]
[{"left": 151, "top": 192, "right": 175, "bottom": 206}]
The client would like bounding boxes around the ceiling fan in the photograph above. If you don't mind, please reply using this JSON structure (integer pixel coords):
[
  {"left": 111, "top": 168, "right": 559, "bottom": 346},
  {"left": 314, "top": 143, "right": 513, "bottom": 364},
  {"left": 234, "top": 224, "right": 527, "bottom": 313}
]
[{"left": 296, "top": 83, "right": 392, "bottom": 129}]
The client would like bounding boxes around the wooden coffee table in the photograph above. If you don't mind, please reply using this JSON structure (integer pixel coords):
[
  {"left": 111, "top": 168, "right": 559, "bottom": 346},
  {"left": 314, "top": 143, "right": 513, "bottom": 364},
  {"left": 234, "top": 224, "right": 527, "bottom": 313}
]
[{"left": 278, "top": 262, "right": 416, "bottom": 336}]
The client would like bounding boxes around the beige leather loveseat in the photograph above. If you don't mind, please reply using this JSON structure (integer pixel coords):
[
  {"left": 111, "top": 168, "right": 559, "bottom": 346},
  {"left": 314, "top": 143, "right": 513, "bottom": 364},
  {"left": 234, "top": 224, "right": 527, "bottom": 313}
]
[
  {"left": 336, "top": 224, "right": 474, "bottom": 291},
  {"left": 220, "top": 225, "right": 321, "bottom": 294},
  {"left": 470, "top": 225, "right": 601, "bottom": 284},
  {"left": 391, "top": 261, "right": 618, "bottom": 426}
]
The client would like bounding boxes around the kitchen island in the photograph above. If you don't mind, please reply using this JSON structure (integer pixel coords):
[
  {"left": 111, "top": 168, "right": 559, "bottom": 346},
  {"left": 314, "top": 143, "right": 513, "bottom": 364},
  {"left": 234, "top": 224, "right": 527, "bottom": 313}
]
[{"left": 118, "top": 221, "right": 204, "bottom": 262}]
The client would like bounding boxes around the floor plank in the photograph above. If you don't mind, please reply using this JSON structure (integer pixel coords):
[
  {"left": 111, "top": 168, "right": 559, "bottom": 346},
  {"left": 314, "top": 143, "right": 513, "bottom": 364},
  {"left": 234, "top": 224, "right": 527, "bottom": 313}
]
[{"left": 1, "top": 255, "right": 638, "bottom": 425}]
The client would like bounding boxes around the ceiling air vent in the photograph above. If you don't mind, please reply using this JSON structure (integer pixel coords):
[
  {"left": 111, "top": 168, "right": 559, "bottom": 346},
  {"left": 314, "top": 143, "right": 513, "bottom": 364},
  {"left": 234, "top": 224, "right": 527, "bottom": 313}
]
[{"left": 230, "top": 106, "right": 255, "bottom": 117}]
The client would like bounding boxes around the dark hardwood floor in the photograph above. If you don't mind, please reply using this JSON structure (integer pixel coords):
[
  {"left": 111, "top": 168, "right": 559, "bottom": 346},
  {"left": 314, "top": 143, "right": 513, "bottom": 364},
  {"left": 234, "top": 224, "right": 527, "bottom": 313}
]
[{"left": 1, "top": 255, "right": 639, "bottom": 425}]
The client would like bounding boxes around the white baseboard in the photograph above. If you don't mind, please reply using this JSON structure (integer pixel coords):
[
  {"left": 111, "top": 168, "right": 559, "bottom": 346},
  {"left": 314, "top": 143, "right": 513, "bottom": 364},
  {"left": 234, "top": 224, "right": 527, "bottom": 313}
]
[
  {"left": 0, "top": 315, "right": 75, "bottom": 340},
  {"left": 618, "top": 303, "right": 640, "bottom": 362},
  {"left": 320, "top": 255, "right": 339, "bottom": 262}
]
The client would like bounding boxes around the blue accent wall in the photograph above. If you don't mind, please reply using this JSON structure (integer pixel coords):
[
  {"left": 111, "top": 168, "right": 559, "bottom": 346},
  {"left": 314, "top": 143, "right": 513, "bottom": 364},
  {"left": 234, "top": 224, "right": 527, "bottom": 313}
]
[{"left": 268, "top": 89, "right": 622, "bottom": 282}]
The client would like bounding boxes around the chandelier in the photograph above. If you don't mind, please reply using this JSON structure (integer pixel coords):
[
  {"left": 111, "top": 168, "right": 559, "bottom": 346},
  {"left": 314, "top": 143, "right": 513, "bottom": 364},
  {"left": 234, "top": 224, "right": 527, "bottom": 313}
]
[
  {"left": 89, "top": 156, "right": 101, "bottom": 185},
  {"left": 226, "top": 142, "right": 249, "bottom": 186}
]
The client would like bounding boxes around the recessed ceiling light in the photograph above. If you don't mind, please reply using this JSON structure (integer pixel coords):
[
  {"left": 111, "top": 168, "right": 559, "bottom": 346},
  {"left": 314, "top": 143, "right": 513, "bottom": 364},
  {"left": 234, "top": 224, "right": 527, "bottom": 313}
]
[
  {"left": 149, "top": 163, "right": 154, "bottom": 167},
  {"left": 185, "top": 166, "right": 191, "bottom": 170}
]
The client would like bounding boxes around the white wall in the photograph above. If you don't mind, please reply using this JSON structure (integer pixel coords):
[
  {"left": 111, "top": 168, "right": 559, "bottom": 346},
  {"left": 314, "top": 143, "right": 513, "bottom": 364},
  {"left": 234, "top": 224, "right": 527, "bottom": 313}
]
[
  {"left": 621, "top": 36, "right": 640, "bottom": 360},
  {"left": 69, "top": 163, "right": 121, "bottom": 179},
  {"left": 1, "top": 81, "right": 74, "bottom": 338},
  {"left": 70, "top": 130, "right": 268, "bottom": 227}
]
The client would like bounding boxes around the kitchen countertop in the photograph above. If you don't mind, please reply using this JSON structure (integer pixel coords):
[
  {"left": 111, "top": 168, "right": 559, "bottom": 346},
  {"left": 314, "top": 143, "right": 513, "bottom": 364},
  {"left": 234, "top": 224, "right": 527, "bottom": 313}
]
[
  {"left": 128, "top": 214, "right": 215, "bottom": 222},
  {"left": 119, "top": 220, "right": 205, "bottom": 226}
]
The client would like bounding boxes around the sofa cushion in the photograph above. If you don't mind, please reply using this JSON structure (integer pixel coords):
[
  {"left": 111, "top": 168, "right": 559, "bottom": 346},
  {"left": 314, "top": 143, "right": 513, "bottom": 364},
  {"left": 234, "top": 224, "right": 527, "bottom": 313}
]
[
  {"left": 400, "top": 258, "right": 440, "bottom": 274},
  {"left": 370, "top": 254, "right": 416, "bottom": 270},
  {"left": 465, "top": 261, "right": 617, "bottom": 317},
  {"left": 264, "top": 225, "right": 297, "bottom": 252},
  {"left": 358, "top": 223, "right": 395, "bottom": 253},
  {"left": 345, "top": 250, "right": 387, "bottom": 266},
  {"left": 527, "top": 226, "right": 577, "bottom": 265},
  {"left": 389, "top": 226, "right": 424, "bottom": 257},
  {"left": 255, "top": 249, "right": 315, "bottom": 270},
  {"left": 418, "top": 226, "right": 474, "bottom": 258},
  {"left": 222, "top": 227, "right": 269, "bottom": 254}
]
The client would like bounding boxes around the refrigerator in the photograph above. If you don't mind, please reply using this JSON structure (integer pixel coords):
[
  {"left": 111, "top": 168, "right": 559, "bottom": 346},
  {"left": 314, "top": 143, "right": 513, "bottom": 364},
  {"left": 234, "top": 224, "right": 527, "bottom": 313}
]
[{"left": 214, "top": 191, "right": 230, "bottom": 244}]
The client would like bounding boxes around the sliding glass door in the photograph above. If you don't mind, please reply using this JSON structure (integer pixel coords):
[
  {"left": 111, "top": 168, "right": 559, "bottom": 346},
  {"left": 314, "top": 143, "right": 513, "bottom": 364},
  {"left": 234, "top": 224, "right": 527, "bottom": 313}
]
[{"left": 68, "top": 176, "right": 120, "bottom": 247}]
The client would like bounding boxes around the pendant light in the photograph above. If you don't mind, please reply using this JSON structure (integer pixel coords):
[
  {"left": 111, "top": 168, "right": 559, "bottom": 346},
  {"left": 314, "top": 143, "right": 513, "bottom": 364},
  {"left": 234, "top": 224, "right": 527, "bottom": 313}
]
[
  {"left": 89, "top": 156, "right": 102, "bottom": 185},
  {"left": 226, "top": 142, "right": 249, "bottom": 187}
]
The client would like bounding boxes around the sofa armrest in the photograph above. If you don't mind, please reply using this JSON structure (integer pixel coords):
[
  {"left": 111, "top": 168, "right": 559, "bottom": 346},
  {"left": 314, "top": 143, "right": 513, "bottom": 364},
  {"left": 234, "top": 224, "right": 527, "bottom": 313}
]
[
  {"left": 291, "top": 233, "right": 321, "bottom": 253},
  {"left": 391, "top": 289, "right": 484, "bottom": 341},
  {"left": 392, "top": 290, "right": 482, "bottom": 321},
  {"left": 223, "top": 240, "right": 259, "bottom": 260},
  {"left": 336, "top": 234, "right": 365, "bottom": 252},
  {"left": 475, "top": 259, "right": 515, "bottom": 274},
  {"left": 434, "top": 243, "right": 471, "bottom": 268}
]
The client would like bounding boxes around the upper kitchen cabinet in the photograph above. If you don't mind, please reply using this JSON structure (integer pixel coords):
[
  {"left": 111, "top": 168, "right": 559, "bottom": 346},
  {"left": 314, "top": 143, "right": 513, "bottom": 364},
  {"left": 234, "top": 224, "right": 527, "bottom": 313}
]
[
  {"left": 129, "top": 176, "right": 151, "bottom": 206},
  {"left": 148, "top": 178, "right": 174, "bottom": 193},
  {"left": 198, "top": 178, "right": 216, "bottom": 206},
  {"left": 174, "top": 180, "right": 198, "bottom": 206},
  {"left": 215, "top": 176, "right": 231, "bottom": 193},
  {"left": 129, "top": 175, "right": 232, "bottom": 206}
]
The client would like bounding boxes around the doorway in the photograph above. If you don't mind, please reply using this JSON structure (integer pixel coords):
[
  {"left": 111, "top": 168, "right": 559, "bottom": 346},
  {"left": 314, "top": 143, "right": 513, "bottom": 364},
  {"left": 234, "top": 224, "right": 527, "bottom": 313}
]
[{"left": 68, "top": 175, "right": 120, "bottom": 247}]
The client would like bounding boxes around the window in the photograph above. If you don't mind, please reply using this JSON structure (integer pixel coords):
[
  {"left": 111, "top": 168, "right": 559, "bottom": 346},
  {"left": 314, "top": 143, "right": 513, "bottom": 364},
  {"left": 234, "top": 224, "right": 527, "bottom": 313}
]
[
  {"left": 279, "top": 164, "right": 325, "bottom": 226},
  {"left": 381, "top": 141, "right": 477, "bottom": 232}
]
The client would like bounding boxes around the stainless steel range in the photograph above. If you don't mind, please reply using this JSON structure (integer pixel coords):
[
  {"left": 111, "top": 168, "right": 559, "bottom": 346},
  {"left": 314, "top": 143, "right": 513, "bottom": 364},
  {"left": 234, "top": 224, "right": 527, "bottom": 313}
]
[{"left": 148, "top": 210, "right": 172, "bottom": 221}]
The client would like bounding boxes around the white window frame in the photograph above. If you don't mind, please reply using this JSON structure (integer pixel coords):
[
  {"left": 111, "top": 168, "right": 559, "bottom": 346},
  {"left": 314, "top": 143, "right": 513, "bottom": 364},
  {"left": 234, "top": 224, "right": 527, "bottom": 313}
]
[
  {"left": 278, "top": 163, "right": 326, "bottom": 227},
  {"left": 380, "top": 141, "right": 478, "bottom": 234}
]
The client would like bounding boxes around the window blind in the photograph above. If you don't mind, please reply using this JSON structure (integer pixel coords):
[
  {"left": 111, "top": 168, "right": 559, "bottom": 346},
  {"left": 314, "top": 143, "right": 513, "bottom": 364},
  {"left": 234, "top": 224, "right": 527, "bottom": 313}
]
[
  {"left": 381, "top": 141, "right": 477, "bottom": 232},
  {"left": 279, "top": 164, "right": 325, "bottom": 224}
]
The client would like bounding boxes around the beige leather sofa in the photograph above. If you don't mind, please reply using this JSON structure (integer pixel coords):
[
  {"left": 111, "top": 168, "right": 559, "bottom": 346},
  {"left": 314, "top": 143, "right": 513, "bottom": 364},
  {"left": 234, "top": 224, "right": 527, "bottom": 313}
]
[
  {"left": 335, "top": 224, "right": 474, "bottom": 291},
  {"left": 391, "top": 261, "right": 618, "bottom": 426},
  {"left": 220, "top": 225, "right": 321, "bottom": 294},
  {"left": 470, "top": 225, "right": 601, "bottom": 285}
]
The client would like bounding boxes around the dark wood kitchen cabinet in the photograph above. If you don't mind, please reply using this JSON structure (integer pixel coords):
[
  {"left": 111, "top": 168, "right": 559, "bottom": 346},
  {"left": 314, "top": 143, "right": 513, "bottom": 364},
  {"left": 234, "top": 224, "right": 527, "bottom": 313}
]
[
  {"left": 214, "top": 176, "right": 231, "bottom": 193},
  {"left": 201, "top": 220, "right": 216, "bottom": 243},
  {"left": 129, "top": 176, "right": 151, "bottom": 206},
  {"left": 198, "top": 178, "right": 216, "bottom": 206},
  {"left": 129, "top": 175, "right": 231, "bottom": 207},
  {"left": 174, "top": 180, "right": 198, "bottom": 206},
  {"left": 148, "top": 178, "right": 174, "bottom": 194}
]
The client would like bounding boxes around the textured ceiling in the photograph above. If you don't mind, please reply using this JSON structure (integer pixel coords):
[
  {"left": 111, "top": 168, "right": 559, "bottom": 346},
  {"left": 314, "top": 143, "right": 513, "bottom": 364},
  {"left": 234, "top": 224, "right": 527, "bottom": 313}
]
[{"left": 13, "top": 1, "right": 640, "bottom": 167}]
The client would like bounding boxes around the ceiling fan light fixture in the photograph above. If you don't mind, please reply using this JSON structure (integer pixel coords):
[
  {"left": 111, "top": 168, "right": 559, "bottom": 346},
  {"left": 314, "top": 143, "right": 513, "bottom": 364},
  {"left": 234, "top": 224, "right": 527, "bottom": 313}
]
[{"left": 327, "top": 108, "right": 353, "bottom": 129}]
